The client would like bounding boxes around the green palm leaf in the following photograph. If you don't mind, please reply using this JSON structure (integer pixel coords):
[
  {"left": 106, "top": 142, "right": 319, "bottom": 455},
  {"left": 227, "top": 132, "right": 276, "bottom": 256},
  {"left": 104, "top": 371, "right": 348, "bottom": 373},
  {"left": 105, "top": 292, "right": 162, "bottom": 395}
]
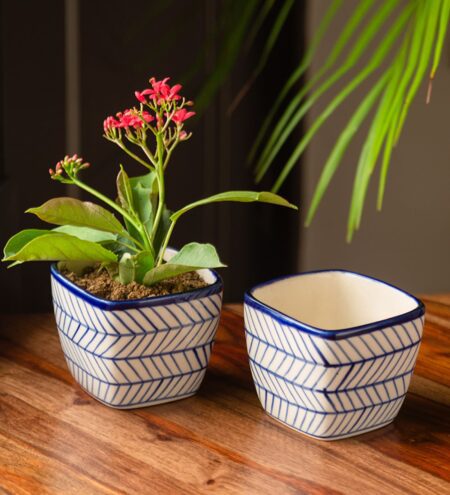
[
  {"left": 427, "top": 0, "right": 450, "bottom": 102},
  {"left": 347, "top": 31, "right": 413, "bottom": 239},
  {"left": 271, "top": 4, "right": 412, "bottom": 194},
  {"left": 251, "top": 0, "right": 373, "bottom": 171},
  {"left": 229, "top": 0, "right": 296, "bottom": 114},
  {"left": 255, "top": 0, "right": 399, "bottom": 183},
  {"left": 305, "top": 71, "right": 390, "bottom": 227},
  {"left": 247, "top": 0, "right": 343, "bottom": 166}
]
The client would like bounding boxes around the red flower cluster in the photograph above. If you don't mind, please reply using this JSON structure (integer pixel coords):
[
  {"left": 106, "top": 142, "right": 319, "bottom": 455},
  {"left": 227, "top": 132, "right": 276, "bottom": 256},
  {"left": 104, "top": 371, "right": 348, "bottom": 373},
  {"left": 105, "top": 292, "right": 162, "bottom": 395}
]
[
  {"left": 103, "top": 77, "right": 195, "bottom": 135},
  {"left": 172, "top": 108, "right": 196, "bottom": 124},
  {"left": 103, "top": 110, "right": 153, "bottom": 132},
  {"left": 135, "top": 77, "right": 182, "bottom": 105}
]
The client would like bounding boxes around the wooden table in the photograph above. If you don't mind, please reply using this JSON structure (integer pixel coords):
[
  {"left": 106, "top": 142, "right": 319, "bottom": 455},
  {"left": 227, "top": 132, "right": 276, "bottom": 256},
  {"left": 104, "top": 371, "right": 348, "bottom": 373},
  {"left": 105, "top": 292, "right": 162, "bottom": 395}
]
[{"left": 1, "top": 298, "right": 449, "bottom": 494}]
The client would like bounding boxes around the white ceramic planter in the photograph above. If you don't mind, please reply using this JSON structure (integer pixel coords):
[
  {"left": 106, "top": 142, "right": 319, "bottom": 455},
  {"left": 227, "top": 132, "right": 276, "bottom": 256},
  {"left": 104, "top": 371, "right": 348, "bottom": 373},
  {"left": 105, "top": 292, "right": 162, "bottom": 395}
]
[
  {"left": 244, "top": 270, "right": 425, "bottom": 440},
  {"left": 51, "top": 259, "right": 223, "bottom": 409}
]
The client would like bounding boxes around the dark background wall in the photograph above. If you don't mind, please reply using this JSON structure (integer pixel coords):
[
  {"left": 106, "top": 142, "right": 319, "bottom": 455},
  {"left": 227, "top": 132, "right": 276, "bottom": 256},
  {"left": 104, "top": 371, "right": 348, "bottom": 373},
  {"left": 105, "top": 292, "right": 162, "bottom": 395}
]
[{"left": 0, "top": 0, "right": 303, "bottom": 312}]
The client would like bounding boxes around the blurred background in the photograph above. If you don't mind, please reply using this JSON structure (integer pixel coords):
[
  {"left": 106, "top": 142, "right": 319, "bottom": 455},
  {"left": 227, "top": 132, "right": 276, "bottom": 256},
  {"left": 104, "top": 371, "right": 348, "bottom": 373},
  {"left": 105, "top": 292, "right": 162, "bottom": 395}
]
[{"left": 1, "top": 0, "right": 449, "bottom": 312}]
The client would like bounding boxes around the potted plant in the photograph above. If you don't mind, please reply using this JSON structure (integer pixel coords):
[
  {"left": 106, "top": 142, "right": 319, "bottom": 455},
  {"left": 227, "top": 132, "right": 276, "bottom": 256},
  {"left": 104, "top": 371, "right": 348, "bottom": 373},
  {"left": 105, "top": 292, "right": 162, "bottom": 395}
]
[{"left": 2, "top": 76, "right": 296, "bottom": 408}]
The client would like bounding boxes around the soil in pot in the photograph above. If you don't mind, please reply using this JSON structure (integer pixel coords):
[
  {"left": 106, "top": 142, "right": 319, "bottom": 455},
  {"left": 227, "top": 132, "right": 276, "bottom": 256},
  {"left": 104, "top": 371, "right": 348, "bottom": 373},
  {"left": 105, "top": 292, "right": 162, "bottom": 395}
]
[{"left": 62, "top": 267, "right": 208, "bottom": 301}]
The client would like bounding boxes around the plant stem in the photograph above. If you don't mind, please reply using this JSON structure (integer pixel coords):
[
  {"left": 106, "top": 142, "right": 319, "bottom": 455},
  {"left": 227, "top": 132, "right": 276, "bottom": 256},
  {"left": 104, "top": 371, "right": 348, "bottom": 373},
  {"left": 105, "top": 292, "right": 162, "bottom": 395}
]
[
  {"left": 71, "top": 177, "right": 152, "bottom": 252},
  {"left": 113, "top": 239, "right": 140, "bottom": 253},
  {"left": 145, "top": 134, "right": 166, "bottom": 243},
  {"left": 119, "top": 231, "right": 145, "bottom": 250},
  {"left": 156, "top": 219, "right": 176, "bottom": 266},
  {"left": 117, "top": 141, "right": 155, "bottom": 169}
]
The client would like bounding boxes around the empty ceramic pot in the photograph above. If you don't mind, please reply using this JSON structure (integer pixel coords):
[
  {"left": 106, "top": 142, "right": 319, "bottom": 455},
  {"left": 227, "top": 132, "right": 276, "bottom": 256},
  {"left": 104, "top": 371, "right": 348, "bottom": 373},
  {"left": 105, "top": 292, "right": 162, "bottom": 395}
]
[
  {"left": 244, "top": 270, "right": 425, "bottom": 440},
  {"left": 51, "top": 261, "right": 223, "bottom": 409}
]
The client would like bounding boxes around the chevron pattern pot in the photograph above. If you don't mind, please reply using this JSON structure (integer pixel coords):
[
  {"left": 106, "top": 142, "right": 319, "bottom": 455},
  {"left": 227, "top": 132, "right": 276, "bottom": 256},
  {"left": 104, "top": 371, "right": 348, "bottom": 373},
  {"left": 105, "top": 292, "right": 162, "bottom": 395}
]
[
  {"left": 51, "top": 264, "right": 223, "bottom": 409},
  {"left": 244, "top": 270, "right": 425, "bottom": 440}
]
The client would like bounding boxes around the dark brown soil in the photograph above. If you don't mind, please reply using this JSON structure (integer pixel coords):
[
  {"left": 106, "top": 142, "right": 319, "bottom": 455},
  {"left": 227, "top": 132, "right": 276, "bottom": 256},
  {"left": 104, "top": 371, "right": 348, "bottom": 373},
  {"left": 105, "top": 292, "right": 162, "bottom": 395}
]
[{"left": 62, "top": 267, "right": 208, "bottom": 301}]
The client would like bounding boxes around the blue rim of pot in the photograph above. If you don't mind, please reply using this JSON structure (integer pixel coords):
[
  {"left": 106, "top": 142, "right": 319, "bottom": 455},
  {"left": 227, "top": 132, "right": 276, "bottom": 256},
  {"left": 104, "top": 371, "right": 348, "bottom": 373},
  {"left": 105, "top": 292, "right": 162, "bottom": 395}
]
[
  {"left": 51, "top": 263, "right": 223, "bottom": 311},
  {"left": 244, "top": 269, "right": 425, "bottom": 340}
]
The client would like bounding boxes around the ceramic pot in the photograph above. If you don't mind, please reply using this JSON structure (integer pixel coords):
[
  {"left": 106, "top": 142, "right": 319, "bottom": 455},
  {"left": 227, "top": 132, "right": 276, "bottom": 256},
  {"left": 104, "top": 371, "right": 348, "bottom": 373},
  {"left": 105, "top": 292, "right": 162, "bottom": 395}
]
[
  {"left": 244, "top": 270, "right": 425, "bottom": 440},
  {"left": 50, "top": 262, "right": 223, "bottom": 409}
]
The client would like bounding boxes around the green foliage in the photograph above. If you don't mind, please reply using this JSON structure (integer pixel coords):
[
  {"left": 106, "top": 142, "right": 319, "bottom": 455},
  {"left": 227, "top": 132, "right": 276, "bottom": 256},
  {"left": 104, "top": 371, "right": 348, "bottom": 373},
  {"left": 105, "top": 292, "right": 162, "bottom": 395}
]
[
  {"left": 143, "top": 243, "right": 225, "bottom": 285},
  {"left": 196, "top": 0, "right": 449, "bottom": 240},
  {"left": 27, "top": 198, "right": 125, "bottom": 235},
  {"left": 254, "top": 0, "right": 449, "bottom": 240},
  {"left": 53, "top": 226, "right": 117, "bottom": 243},
  {"left": 3, "top": 77, "right": 297, "bottom": 291},
  {"left": 3, "top": 233, "right": 117, "bottom": 263},
  {"left": 170, "top": 190, "right": 297, "bottom": 222}
]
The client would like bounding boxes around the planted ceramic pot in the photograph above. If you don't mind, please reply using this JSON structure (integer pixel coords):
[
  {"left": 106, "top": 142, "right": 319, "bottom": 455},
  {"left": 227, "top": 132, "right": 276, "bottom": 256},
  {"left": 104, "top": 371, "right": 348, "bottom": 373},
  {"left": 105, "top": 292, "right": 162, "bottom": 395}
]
[
  {"left": 2, "top": 75, "right": 296, "bottom": 409},
  {"left": 244, "top": 270, "right": 425, "bottom": 440},
  {"left": 51, "top": 262, "right": 223, "bottom": 408}
]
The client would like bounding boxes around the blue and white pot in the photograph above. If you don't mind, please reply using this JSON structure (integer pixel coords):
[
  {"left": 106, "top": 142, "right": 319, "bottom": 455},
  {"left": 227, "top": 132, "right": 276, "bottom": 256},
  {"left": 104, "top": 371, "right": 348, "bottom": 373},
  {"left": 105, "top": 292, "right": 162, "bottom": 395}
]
[
  {"left": 50, "top": 259, "right": 223, "bottom": 409},
  {"left": 244, "top": 270, "right": 425, "bottom": 440}
]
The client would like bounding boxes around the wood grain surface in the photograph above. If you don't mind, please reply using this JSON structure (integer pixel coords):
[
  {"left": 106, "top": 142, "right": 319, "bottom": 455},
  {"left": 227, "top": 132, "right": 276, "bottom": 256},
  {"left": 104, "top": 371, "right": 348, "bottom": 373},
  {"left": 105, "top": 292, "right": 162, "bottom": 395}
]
[{"left": 0, "top": 299, "right": 449, "bottom": 495}]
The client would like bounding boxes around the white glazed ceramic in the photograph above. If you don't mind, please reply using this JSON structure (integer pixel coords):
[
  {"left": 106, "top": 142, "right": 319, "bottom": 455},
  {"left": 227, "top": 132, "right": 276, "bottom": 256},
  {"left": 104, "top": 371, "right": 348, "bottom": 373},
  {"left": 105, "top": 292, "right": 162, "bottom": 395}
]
[
  {"left": 50, "top": 252, "right": 223, "bottom": 409},
  {"left": 244, "top": 270, "right": 425, "bottom": 440}
]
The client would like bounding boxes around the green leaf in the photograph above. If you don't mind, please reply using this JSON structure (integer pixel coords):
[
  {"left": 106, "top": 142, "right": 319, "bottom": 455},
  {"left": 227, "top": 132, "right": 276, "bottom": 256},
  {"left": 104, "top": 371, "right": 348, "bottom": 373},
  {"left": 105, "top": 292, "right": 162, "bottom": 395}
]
[
  {"left": 27, "top": 198, "right": 124, "bottom": 235},
  {"left": 143, "top": 242, "right": 225, "bottom": 286},
  {"left": 129, "top": 171, "right": 157, "bottom": 232},
  {"left": 117, "top": 250, "right": 155, "bottom": 285},
  {"left": 429, "top": 0, "right": 450, "bottom": 81},
  {"left": 195, "top": 0, "right": 259, "bottom": 113},
  {"left": 170, "top": 190, "right": 297, "bottom": 222},
  {"left": 256, "top": 1, "right": 397, "bottom": 184},
  {"left": 3, "top": 229, "right": 52, "bottom": 259},
  {"left": 347, "top": 34, "right": 411, "bottom": 240},
  {"left": 134, "top": 251, "right": 155, "bottom": 284},
  {"left": 393, "top": 2, "right": 440, "bottom": 144},
  {"left": 53, "top": 225, "right": 117, "bottom": 243},
  {"left": 116, "top": 165, "right": 134, "bottom": 212},
  {"left": 118, "top": 253, "right": 135, "bottom": 284},
  {"left": 229, "top": 0, "right": 296, "bottom": 112},
  {"left": 3, "top": 233, "right": 117, "bottom": 263},
  {"left": 305, "top": 71, "right": 389, "bottom": 227},
  {"left": 375, "top": 7, "right": 428, "bottom": 213},
  {"left": 248, "top": 0, "right": 343, "bottom": 165},
  {"left": 271, "top": 3, "right": 412, "bottom": 193}
]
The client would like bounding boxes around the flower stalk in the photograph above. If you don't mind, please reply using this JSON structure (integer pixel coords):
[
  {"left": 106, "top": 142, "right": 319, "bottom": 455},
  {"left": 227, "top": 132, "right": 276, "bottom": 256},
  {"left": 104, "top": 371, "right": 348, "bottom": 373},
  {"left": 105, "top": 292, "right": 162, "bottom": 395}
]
[{"left": 3, "top": 75, "right": 297, "bottom": 287}]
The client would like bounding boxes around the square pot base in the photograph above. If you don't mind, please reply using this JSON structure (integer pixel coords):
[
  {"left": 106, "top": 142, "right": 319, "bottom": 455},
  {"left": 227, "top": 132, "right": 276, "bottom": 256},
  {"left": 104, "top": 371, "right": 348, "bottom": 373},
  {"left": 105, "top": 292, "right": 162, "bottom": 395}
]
[
  {"left": 266, "top": 412, "right": 395, "bottom": 441},
  {"left": 79, "top": 385, "right": 197, "bottom": 409}
]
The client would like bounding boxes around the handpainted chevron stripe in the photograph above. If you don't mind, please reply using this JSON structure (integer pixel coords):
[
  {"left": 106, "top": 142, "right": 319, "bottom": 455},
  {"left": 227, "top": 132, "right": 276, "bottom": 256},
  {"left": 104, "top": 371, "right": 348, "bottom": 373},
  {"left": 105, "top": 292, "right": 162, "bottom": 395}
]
[
  {"left": 59, "top": 330, "right": 213, "bottom": 382},
  {"left": 52, "top": 277, "right": 222, "bottom": 335},
  {"left": 245, "top": 301, "right": 423, "bottom": 439},
  {"left": 249, "top": 358, "right": 413, "bottom": 413},
  {"left": 55, "top": 303, "right": 219, "bottom": 358},
  {"left": 254, "top": 382, "right": 406, "bottom": 439},
  {"left": 244, "top": 305, "right": 424, "bottom": 366},
  {"left": 51, "top": 273, "right": 222, "bottom": 408},
  {"left": 65, "top": 355, "right": 206, "bottom": 408},
  {"left": 245, "top": 330, "right": 421, "bottom": 389}
]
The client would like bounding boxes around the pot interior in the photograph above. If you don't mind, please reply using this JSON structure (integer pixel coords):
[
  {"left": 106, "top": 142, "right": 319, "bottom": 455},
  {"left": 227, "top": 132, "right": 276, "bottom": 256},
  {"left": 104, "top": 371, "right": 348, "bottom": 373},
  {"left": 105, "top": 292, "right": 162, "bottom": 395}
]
[{"left": 251, "top": 271, "right": 420, "bottom": 330}]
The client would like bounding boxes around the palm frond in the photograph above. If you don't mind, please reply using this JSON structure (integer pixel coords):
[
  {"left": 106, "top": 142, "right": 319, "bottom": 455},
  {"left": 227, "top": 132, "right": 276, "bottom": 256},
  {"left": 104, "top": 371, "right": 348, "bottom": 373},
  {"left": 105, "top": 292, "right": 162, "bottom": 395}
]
[
  {"left": 305, "top": 71, "right": 390, "bottom": 227},
  {"left": 252, "top": 0, "right": 374, "bottom": 178},
  {"left": 427, "top": 0, "right": 450, "bottom": 102},
  {"left": 257, "top": 0, "right": 402, "bottom": 186},
  {"left": 195, "top": 0, "right": 259, "bottom": 113},
  {"left": 271, "top": 4, "right": 412, "bottom": 194},
  {"left": 228, "top": 0, "right": 296, "bottom": 114},
  {"left": 348, "top": 31, "right": 412, "bottom": 240},
  {"left": 243, "top": 0, "right": 277, "bottom": 53},
  {"left": 247, "top": 0, "right": 343, "bottom": 166}
]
